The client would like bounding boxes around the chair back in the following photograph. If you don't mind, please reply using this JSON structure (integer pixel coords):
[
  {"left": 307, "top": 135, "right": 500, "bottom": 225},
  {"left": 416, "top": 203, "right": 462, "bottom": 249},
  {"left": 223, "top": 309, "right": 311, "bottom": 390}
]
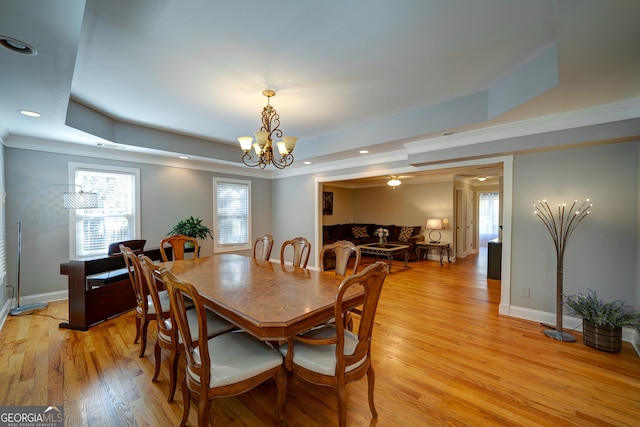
[
  {"left": 280, "top": 236, "right": 311, "bottom": 268},
  {"left": 139, "top": 255, "right": 173, "bottom": 338},
  {"left": 320, "top": 240, "right": 361, "bottom": 276},
  {"left": 253, "top": 234, "right": 274, "bottom": 261},
  {"left": 120, "top": 244, "right": 147, "bottom": 311},
  {"left": 160, "top": 234, "right": 199, "bottom": 262},
  {"left": 159, "top": 267, "right": 210, "bottom": 390},
  {"left": 334, "top": 261, "right": 388, "bottom": 371}
]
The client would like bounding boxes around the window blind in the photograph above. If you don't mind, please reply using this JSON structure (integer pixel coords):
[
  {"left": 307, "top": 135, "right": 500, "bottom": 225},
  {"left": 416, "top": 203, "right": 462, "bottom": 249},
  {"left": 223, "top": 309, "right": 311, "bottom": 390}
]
[{"left": 214, "top": 179, "right": 250, "bottom": 251}]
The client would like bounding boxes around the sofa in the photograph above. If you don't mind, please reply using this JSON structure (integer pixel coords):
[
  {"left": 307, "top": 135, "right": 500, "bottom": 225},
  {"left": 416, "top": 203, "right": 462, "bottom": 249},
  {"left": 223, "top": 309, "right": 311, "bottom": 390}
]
[{"left": 322, "top": 223, "right": 424, "bottom": 269}]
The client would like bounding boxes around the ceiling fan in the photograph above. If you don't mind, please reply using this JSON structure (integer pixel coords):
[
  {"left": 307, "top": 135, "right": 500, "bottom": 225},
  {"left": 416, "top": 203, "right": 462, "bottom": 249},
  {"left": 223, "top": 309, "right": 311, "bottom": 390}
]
[{"left": 387, "top": 175, "right": 411, "bottom": 188}]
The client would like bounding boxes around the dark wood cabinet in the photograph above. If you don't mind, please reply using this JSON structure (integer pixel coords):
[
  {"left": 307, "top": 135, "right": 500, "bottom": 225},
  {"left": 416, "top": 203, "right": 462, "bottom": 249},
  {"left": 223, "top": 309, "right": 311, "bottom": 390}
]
[{"left": 487, "top": 239, "right": 502, "bottom": 280}]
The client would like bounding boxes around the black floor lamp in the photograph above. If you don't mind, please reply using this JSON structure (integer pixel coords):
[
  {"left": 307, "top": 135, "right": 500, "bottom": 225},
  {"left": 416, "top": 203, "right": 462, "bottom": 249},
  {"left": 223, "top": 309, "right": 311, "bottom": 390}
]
[{"left": 10, "top": 184, "right": 98, "bottom": 316}]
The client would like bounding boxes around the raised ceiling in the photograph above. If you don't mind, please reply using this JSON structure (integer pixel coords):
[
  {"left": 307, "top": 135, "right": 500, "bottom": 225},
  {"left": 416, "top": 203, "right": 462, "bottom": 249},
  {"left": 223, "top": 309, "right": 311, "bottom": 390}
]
[{"left": 1, "top": 1, "right": 639, "bottom": 177}]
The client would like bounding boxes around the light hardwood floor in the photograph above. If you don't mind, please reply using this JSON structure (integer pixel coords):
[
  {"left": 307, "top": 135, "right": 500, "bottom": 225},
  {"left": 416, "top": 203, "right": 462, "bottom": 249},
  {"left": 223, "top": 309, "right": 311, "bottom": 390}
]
[{"left": 1, "top": 249, "right": 639, "bottom": 426}]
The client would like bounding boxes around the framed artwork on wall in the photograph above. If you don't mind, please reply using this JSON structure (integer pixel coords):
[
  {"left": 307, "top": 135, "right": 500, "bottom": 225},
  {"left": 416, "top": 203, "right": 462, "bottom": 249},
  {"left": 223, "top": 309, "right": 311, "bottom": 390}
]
[{"left": 323, "top": 191, "right": 333, "bottom": 215}]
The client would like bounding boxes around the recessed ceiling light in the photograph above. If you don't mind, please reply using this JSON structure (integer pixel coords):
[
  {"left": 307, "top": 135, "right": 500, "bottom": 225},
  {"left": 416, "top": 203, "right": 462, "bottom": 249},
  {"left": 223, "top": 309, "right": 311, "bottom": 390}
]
[
  {"left": 359, "top": 150, "right": 369, "bottom": 154},
  {"left": 304, "top": 161, "right": 311, "bottom": 165},
  {"left": 19, "top": 110, "right": 40, "bottom": 117},
  {"left": 0, "top": 36, "right": 37, "bottom": 55},
  {"left": 478, "top": 176, "right": 487, "bottom": 181},
  {"left": 179, "top": 155, "right": 189, "bottom": 159}
]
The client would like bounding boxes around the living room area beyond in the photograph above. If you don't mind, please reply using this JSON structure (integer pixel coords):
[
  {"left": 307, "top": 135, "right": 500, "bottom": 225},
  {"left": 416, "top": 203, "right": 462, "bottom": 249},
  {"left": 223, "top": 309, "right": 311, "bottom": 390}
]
[{"left": 321, "top": 169, "right": 501, "bottom": 266}]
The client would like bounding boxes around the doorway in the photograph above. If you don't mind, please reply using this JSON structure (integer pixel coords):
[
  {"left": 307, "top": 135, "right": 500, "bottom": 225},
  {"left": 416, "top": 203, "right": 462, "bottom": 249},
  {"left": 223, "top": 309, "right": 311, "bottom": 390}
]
[{"left": 479, "top": 191, "right": 500, "bottom": 245}]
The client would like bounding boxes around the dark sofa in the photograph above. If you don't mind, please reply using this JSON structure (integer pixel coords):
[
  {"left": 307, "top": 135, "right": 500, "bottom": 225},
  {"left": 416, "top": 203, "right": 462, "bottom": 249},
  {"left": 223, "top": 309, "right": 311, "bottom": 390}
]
[{"left": 322, "top": 223, "right": 424, "bottom": 269}]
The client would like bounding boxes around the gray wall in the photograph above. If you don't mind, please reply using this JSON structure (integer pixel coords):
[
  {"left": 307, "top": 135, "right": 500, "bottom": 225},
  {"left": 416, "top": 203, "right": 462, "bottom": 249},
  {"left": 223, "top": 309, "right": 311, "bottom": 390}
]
[
  {"left": 4, "top": 148, "right": 272, "bottom": 299},
  {"left": 511, "top": 141, "right": 638, "bottom": 311}
]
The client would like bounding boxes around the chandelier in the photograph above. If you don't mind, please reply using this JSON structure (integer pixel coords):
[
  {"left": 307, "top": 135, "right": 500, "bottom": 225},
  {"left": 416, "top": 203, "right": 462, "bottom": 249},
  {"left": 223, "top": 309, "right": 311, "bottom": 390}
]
[{"left": 237, "top": 90, "right": 298, "bottom": 169}]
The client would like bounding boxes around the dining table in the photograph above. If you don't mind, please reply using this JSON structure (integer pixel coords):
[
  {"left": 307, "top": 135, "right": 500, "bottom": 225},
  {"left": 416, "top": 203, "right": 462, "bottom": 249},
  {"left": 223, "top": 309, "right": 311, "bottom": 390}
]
[{"left": 159, "top": 253, "right": 364, "bottom": 341}]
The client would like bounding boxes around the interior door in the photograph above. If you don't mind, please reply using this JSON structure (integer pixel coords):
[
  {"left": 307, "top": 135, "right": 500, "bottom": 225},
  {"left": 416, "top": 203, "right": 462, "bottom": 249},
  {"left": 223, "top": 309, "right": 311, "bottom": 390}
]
[{"left": 466, "top": 191, "right": 474, "bottom": 253}]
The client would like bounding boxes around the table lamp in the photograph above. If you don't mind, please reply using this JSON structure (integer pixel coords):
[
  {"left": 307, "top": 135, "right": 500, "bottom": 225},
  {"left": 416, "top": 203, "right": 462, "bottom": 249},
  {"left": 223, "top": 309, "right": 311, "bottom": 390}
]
[{"left": 425, "top": 218, "right": 443, "bottom": 243}]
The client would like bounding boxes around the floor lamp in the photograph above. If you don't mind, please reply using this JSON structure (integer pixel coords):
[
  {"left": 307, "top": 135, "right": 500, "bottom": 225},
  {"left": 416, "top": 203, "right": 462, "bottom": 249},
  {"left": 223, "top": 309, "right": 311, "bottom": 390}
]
[
  {"left": 10, "top": 184, "right": 98, "bottom": 316},
  {"left": 533, "top": 199, "right": 592, "bottom": 341}
]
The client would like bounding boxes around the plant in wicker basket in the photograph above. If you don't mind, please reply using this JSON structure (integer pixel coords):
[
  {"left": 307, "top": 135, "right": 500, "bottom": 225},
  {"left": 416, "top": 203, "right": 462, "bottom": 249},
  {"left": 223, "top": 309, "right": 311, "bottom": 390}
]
[{"left": 564, "top": 289, "right": 640, "bottom": 352}]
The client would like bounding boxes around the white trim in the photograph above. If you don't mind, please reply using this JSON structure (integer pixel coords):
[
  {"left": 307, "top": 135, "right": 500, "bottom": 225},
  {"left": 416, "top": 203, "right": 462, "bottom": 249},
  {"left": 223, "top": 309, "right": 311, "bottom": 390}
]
[
  {"left": 508, "top": 304, "right": 638, "bottom": 345},
  {"left": 6, "top": 136, "right": 275, "bottom": 179},
  {"left": 405, "top": 99, "right": 640, "bottom": 155}
]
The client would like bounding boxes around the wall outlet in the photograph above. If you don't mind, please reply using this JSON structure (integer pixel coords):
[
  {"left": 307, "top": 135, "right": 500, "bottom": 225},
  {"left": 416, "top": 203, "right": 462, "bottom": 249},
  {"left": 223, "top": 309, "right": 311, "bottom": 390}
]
[{"left": 520, "top": 286, "right": 530, "bottom": 298}]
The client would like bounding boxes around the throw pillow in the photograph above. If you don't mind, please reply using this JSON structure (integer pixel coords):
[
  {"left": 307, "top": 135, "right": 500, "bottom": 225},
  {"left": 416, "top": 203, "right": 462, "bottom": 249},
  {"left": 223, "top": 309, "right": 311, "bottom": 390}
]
[
  {"left": 398, "top": 226, "right": 414, "bottom": 242},
  {"left": 352, "top": 226, "right": 369, "bottom": 238}
]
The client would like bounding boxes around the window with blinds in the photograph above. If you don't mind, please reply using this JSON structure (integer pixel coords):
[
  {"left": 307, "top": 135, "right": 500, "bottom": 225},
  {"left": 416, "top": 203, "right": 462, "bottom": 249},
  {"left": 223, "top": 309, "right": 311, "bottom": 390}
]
[
  {"left": 70, "top": 163, "right": 140, "bottom": 258},
  {"left": 213, "top": 178, "right": 251, "bottom": 252}
]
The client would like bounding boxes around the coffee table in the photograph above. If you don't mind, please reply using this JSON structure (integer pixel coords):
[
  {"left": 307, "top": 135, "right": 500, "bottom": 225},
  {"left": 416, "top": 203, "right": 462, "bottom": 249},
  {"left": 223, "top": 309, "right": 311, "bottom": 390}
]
[{"left": 357, "top": 243, "right": 410, "bottom": 272}]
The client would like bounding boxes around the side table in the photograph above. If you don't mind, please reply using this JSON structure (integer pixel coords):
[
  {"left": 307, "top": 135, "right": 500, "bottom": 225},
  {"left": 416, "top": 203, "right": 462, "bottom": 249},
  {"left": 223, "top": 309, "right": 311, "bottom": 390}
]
[{"left": 416, "top": 242, "right": 451, "bottom": 265}]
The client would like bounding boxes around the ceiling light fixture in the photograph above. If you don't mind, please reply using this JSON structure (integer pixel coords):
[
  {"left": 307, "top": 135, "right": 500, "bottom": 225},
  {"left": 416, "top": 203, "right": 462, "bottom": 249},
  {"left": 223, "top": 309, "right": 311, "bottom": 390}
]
[
  {"left": 237, "top": 90, "right": 297, "bottom": 169},
  {"left": 19, "top": 110, "right": 40, "bottom": 117},
  {"left": 387, "top": 176, "right": 401, "bottom": 188},
  {"left": 0, "top": 36, "right": 37, "bottom": 55},
  {"left": 478, "top": 176, "right": 487, "bottom": 181}
]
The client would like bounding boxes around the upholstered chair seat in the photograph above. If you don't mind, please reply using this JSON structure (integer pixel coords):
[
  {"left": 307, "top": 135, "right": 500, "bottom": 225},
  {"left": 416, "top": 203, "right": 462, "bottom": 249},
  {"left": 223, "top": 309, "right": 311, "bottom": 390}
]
[
  {"left": 189, "top": 331, "right": 284, "bottom": 388},
  {"left": 279, "top": 325, "right": 366, "bottom": 376}
]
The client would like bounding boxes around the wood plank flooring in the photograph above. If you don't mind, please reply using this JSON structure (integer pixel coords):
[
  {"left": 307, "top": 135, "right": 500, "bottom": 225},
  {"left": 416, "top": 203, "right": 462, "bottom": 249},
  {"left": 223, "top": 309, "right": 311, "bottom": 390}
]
[{"left": 1, "top": 248, "right": 639, "bottom": 426}]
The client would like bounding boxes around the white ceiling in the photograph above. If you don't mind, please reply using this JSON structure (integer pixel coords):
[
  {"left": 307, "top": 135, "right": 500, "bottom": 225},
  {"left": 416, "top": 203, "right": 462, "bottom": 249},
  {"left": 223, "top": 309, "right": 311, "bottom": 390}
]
[{"left": 1, "top": 0, "right": 639, "bottom": 180}]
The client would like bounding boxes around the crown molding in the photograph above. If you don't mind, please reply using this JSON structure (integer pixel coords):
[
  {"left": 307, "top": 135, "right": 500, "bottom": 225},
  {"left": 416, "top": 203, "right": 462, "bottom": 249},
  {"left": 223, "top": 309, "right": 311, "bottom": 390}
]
[{"left": 405, "top": 99, "right": 640, "bottom": 155}]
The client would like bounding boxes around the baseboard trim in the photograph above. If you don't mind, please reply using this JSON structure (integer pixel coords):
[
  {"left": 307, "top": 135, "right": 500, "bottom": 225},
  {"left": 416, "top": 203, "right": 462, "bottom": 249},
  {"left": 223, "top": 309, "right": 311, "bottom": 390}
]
[{"left": 508, "top": 304, "right": 638, "bottom": 347}]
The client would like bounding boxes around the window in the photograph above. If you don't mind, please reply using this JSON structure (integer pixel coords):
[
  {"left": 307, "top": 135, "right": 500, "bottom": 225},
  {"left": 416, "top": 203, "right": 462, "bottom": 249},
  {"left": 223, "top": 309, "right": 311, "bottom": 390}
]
[
  {"left": 213, "top": 178, "right": 251, "bottom": 252},
  {"left": 69, "top": 163, "right": 140, "bottom": 258},
  {"left": 479, "top": 191, "right": 500, "bottom": 244}
]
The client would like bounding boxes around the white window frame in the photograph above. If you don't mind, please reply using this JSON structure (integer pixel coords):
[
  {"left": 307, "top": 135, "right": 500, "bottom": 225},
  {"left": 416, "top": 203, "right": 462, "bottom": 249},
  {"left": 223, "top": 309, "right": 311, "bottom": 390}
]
[
  {"left": 213, "top": 177, "right": 251, "bottom": 253},
  {"left": 69, "top": 162, "right": 141, "bottom": 259}
]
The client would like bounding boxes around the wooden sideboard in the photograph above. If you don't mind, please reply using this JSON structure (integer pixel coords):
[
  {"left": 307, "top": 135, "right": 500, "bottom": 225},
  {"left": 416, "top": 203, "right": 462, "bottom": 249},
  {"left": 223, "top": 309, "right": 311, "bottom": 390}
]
[{"left": 59, "top": 247, "right": 165, "bottom": 331}]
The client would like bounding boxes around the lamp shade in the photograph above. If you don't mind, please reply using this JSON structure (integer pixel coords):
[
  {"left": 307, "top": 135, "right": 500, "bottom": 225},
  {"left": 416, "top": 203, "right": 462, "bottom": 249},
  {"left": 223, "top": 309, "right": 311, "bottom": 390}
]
[
  {"left": 425, "top": 218, "right": 443, "bottom": 230},
  {"left": 64, "top": 191, "right": 99, "bottom": 209}
]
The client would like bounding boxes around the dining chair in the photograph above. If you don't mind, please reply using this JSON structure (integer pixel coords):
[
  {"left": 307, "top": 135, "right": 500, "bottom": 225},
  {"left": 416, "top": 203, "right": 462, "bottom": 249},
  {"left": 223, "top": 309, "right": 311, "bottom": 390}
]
[
  {"left": 279, "top": 261, "right": 389, "bottom": 427},
  {"left": 160, "top": 234, "right": 199, "bottom": 262},
  {"left": 280, "top": 236, "right": 311, "bottom": 268},
  {"left": 253, "top": 234, "right": 274, "bottom": 261},
  {"left": 319, "top": 240, "right": 361, "bottom": 276},
  {"left": 121, "top": 244, "right": 170, "bottom": 358},
  {"left": 159, "top": 267, "right": 286, "bottom": 427},
  {"left": 319, "top": 240, "right": 362, "bottom": 330},
  {"left": 139, "top": 255, "right": 235, "bottom": 403}
]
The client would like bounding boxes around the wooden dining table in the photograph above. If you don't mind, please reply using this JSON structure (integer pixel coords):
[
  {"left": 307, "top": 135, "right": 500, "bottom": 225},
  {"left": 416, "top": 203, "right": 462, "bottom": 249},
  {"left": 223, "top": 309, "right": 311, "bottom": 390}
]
[{"left": 159, "top": 253, "right": 364, "bottom": 341}]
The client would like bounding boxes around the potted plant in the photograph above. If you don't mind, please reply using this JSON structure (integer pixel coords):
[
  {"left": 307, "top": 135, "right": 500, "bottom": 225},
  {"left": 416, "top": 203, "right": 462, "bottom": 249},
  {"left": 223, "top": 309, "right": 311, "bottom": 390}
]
[
  {"left": 564, "top": 289, "right": 639, "bottom": 352},
  {"left": 168, "top": 216, "right": 214, "bottom": 247}
]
